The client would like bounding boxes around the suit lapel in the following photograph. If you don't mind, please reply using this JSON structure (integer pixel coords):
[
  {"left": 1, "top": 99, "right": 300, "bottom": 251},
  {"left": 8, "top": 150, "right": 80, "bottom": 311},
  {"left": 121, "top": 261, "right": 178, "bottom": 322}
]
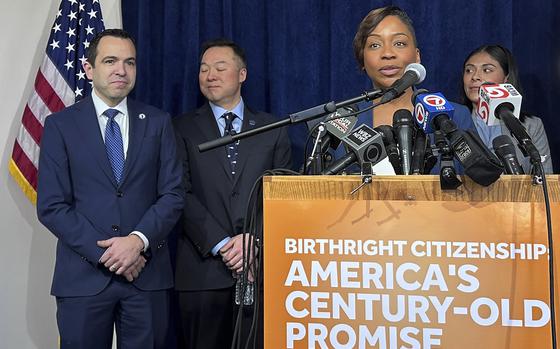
[
  {"left": 120, "top": 100, "right": 147, "bottom": 186},
  {"left": 74, "top": 97, "right": 116, "bottom": 186},
  {"left": 197, "top": 104, "right": 234, "bottom": 181}
]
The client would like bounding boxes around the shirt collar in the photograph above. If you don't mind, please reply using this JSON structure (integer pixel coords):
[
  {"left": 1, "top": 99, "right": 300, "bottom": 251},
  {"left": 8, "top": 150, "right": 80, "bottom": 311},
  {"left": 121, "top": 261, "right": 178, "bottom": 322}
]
[
  {"left": 91, "top": 89, "right": 128, "bottom": 118},
  {"left": 209, "top": 98, "right": 244, "bottom": 123}
]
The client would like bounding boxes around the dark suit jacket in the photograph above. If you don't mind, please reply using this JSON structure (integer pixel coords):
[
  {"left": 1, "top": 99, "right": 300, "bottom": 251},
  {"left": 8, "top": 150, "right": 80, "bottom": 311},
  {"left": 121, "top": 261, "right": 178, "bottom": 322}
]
[
  {"left": 37, "top": 96, "right": 184, "bottom": 297},
  {"left": 174, "top": 103, "right": 291, "bottom": 291}
]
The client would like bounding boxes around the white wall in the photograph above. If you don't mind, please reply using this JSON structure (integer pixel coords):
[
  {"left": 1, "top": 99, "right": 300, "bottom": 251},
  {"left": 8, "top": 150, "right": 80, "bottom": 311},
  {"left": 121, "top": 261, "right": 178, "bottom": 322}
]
[{"left": 0, "top": 1, "right": 121, "bottom": 347}]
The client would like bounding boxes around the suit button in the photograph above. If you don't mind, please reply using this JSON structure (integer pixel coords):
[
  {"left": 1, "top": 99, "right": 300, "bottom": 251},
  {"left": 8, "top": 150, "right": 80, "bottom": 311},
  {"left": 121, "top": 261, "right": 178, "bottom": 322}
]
[
  {"left": 111, "top": 225, "right": 120, "bottom": 232},
  {"left": 116, "top": 191, "right": 123, "bottom": 197},
  {"left": 231, "top": 191, "right": 238, "bottom": 197}
]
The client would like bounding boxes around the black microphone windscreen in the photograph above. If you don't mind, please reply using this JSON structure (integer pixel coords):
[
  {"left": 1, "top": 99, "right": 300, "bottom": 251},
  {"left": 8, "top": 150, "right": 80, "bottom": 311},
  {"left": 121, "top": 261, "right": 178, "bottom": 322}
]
[
  {"left": 375, "top": 125, "right": 402, "bottom": 174},
  {"left": 393, "top": 109, "right": 415, "bottom": 175},
  {"left": 393, "top": 109, "right": 414, "bottom": 127},
  {"left": 411, "top": 128, "right": 427, "bottom": 174},
  {"left": 374, "top": 125, "right": 395, "bottom": 145},
  {"left": 493, "top": 135, "right": 517, "bottom": 158},
  {"left": 492, "top": 134, "right": 525, "bottom": 175}
]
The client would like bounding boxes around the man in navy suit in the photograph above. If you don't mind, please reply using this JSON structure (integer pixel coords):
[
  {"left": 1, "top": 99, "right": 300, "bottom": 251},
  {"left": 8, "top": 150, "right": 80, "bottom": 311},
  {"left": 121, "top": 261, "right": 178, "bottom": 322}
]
[
  {"left": 174, "top": 39, "right": 291, "bottom": 348},
  {"left": 37, "top": 29, "right": 183, "bottom": 349}
]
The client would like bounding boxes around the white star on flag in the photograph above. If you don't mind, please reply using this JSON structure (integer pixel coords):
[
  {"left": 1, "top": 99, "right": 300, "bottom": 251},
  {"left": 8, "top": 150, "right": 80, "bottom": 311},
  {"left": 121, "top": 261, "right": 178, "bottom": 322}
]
[{"left": 66, "top": 27, "right": 76, "bottom": 37}]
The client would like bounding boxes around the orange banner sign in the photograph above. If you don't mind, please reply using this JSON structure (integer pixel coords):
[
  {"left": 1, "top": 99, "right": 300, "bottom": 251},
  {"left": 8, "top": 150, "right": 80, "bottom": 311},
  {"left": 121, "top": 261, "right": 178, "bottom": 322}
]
[{"left": 264, "top": 199, "right": 560, "bottom": 349}]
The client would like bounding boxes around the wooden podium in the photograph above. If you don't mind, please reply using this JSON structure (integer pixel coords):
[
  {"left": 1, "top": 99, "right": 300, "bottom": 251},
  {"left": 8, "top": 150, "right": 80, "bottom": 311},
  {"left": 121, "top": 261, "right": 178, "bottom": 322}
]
[{"left": 263, "top": 175, "right": 560, "bottom": 349}]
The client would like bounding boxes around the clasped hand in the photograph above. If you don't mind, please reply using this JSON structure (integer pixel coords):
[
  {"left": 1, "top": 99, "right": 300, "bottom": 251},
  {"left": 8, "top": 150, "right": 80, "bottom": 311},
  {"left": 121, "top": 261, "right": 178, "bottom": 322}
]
[
  {"left": 98, "top": 235, "right": 146, "bottom": 282},
  {"left": 219, "top": 234, "right": 259, "bottom": 278}
]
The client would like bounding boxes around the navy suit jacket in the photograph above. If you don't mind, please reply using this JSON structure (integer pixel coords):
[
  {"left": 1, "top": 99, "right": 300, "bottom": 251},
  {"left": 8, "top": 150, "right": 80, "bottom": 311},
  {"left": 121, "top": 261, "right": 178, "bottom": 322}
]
[
  {"left": 37, "top": 96, "right": 184, "bottom": 297},
  {"left": 173, "top": 103, "right": 292, "bottom": 291}
]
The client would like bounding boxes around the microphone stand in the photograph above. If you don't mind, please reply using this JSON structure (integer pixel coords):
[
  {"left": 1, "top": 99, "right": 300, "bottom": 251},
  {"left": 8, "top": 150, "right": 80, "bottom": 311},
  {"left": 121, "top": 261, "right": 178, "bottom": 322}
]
[
  {"left": 433, "top": 130, "right": 462, "bottom": 190},
  {"left": 538, "top": 165, "right": 557, "bottom": 349},
  {"left": 307, "top": 123, "right": 327, "bottom": 175},
  {"left": 520, "top": 137, "right": 557, "bottom": 349},
  {"left": 198, "top": 89, "right": 383, "bottom": 152}
]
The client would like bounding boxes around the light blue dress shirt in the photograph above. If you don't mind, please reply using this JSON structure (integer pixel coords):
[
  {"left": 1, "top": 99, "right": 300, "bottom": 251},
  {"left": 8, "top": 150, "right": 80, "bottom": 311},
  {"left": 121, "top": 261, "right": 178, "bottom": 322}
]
[{"left": 471, "top": 109, "right": 502, "bottom": 151}]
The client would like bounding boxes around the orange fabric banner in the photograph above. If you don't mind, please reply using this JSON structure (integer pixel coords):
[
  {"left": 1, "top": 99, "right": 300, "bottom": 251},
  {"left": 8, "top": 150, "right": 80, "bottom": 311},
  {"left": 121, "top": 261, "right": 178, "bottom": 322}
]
[{"left": 264, "top": 200, "right": 560, "bottom": 348}]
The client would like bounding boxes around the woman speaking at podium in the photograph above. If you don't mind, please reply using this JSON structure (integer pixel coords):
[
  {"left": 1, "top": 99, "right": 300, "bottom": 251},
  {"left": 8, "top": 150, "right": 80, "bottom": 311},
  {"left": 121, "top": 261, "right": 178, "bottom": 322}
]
[{"left": 335, "top": 6, "right": 474, "bottom": 175}]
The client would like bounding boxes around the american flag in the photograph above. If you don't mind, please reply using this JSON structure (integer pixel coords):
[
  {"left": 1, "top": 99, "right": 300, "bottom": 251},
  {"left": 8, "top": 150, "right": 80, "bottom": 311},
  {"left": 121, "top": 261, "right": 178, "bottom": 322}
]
[{"left": 8, "top": 0, "right": 105, "bottom": 204}]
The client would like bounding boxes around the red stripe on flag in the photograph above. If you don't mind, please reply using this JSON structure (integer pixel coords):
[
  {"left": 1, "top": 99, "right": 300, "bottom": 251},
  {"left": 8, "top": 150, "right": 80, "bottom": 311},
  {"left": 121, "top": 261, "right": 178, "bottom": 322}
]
[
  {"left": 35, "top": 70, "right": 66, "bottom": 113},
  {"left": 21, "top": 105, "right": 44, "bottom": 145},
  {"left": 11, "top": 141, "right": 38, "bottom": 190}
]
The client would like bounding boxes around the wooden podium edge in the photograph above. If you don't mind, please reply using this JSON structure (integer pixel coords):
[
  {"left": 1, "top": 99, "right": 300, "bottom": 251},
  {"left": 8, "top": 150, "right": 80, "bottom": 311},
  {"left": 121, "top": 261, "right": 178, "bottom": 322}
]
[{"left": 263, "top": 175, "right": 560, "bottom": 202}]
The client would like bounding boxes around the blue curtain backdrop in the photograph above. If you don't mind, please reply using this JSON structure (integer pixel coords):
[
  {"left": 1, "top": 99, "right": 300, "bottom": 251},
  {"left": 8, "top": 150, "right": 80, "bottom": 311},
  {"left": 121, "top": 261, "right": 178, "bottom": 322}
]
[{"left": 122, "top": 0, "right": 560, "bottom": 172}]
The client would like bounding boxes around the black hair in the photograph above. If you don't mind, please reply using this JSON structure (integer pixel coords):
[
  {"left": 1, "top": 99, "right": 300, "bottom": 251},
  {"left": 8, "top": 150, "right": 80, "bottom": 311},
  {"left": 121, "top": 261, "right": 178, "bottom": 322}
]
[
  {"left": 200, "top": 38, "right": 247, "bottom": 69},
  {"left": 86, "top": 29, "right": 135, "bottom": 67},
  {"left": 353, "top": 6, "right": 417, "bottom": 70}
]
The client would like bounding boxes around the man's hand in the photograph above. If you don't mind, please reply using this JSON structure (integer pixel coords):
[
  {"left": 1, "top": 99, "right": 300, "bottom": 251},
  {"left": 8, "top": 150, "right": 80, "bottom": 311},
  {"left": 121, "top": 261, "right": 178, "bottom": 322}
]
[
  {"left": 122, "top": 255, "right": 147, "bottom": 282},
  {"left": 219, "top": 234, "right": 258, "bottom": 274},
  {"left": 97, "top": 235, "right": 144, "bottom": 275}
]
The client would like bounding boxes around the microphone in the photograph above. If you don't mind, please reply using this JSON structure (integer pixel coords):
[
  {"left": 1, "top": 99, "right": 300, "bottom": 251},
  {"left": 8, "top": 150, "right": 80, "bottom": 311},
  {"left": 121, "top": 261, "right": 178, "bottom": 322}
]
[
  {"left": 304, "top": 106, "right": 358, "bottom": 173},
  {"left": 393, "top": 109, "right": 415, "bottom": 175},
  {"left": 476, "top": 83, "right": 522, "bottom": 126},
  {"left": 482, "top": 85, "right": 541, "bottom": 165},
  {"left": 380, "top": 63, "right": 426, "bottom": 103},
  {"left": 374, "top": 125, "right": 402, "bottom": 174},
  {"left": 414, "top": 90, "right": 503, "bottom": 186},
  {"left": 410, "top": 127, "right": 427, "bottom": 174},
  {"left": 495, "top": 104, "right": 541, "bottom": 164},
  {"left": 322, "top": 124, "right": 387, "bottom": 175},
  {"left": 413, "top": 91, "right": 456, "bottom": 134},
  {"left": 492, "top": 135, "right": 525, "bottom": 175},
  {"left": 316, "top": 106, "right": 359, "bottom": 152}
]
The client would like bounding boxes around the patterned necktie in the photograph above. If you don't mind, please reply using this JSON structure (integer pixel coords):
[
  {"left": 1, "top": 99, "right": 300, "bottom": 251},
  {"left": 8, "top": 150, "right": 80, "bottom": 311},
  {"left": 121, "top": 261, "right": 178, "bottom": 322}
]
[
  {"left": 222, "top": 112, "right": 239, "bottom": 176},
  {"left": 104, "top": 108, "right": 125, "bottom": 184}
]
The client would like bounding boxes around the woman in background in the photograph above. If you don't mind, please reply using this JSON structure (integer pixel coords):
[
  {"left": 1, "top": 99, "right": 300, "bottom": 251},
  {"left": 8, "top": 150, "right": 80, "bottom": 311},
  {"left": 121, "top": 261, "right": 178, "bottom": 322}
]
[{"left": 461, "top": 44, "right": 553, "bottom": 173}]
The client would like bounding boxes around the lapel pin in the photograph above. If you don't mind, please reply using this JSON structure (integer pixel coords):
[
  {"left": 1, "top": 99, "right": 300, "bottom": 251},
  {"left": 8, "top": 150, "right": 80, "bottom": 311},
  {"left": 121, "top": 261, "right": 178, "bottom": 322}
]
[
  {"left": 249, "top": 119, "right": 256, "bottom": 126},
  {"left": 138, "top": 113, "right": 146, "bottom": 120}
]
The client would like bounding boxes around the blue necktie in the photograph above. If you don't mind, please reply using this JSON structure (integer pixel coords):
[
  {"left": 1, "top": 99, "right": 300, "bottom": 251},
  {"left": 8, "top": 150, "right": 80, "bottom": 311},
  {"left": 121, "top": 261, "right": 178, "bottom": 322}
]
[
  {"left": 222, "top": 112, "right": 239, "bottom": 176},
  {"left": 104, "top": 108, "right": 125, "bottom": 184}
]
